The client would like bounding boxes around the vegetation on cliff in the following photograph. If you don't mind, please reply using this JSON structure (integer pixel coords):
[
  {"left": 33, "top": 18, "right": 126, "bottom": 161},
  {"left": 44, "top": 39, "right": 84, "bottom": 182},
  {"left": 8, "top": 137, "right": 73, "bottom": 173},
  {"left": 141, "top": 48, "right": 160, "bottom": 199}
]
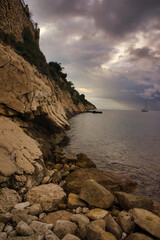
[{"left": 0, "top": 26, "right": 94, "bottom": 107}]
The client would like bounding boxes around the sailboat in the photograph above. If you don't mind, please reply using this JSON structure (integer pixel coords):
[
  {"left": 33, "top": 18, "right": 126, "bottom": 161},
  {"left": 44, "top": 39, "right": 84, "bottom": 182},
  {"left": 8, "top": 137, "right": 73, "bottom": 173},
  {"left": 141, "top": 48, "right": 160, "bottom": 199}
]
[{"left": 141, "top": 100, "right": 148, "bottom": 112}]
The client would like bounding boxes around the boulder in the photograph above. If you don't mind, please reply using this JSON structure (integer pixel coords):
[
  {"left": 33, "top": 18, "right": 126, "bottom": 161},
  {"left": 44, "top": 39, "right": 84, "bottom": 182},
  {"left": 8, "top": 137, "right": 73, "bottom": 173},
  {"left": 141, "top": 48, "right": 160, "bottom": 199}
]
[
  {"left": 105, "top": 214, "right": 122, "bottom": 239},
  {"left": 13, "top": 202, "right": 30, "bottom": 211},
  {"left": 79, "top": 179, "right": 114, "bottom": 209},
  {"left": 42, "top": 210, "right": 73, "bottom": 226},
  {"left": 76, "top": 153, "right": 96, "bottom": 168},
  {"left": 91, "top": 219, "right": 106, "bottom": 230},
  {"left": 67, "top": 193, "right": 87, "bottom": 209},
  {"left": 25, "top": 184, "right": 66, "bottom": 212},
  {"left": 62, "top": 234, "right": 81, "bottom": 240},
  {"left": 0, "top": 188, "right": 22, "bottom": 213},
  {"left": 12, "top": 214, "right": 38, "bottom": 224},
  {"left": 129, "top": 208, "right": 160, "bottom": 238},
  {"left": 54, "top": 220, "right": 78, "bottom": 239},
  {"left": 126, "top": 232, "right": 154, "bottom": 240},
  {"left": 86, "top": 208, "right": 109, "bottom": 220},
  {"left": 117, "top": 211, "right": 135, "bottom": 234},
  {"left": 27, "top": 204, "right": 43, "bottom": 216},
  {"left": 0, "top": 213, "right": 12, "bottom": 223},
  {"left": 0, "top": 232, "right": 7, "bottom": 238},
  {"left": 16, "top": 220, "right": 34, "bottom": 236},
  {"left": 115, "top": 192, "right": 154, "bottom": 210},
  {"left": 65, "top": 168, "right": 137, "bottom": 194},
  {"left": 45, "top": 230, "right": 60, "bottom": 240},
  {"left": 70, "top": 214, "right": 90, "bottom": 225},
  {"left": 0, "top": 222, "right": 5, "bottom": 232},
  {"left": 30, "top": 220, "right": 53, "bottom": 234},
  {"left": 86, "top": 222, "right": 117, "bottom": 240}
]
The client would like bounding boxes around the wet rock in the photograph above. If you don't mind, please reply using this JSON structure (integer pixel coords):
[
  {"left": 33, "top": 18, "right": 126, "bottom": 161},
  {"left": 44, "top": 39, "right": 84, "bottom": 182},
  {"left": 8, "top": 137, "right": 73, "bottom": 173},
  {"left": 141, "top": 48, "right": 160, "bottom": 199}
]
[
  {"left": 42, "top": 210, "right": 73, "bottom": 226},
  {"left": 54, "top": 220, "right": 78, "bottom": 239},
  {"left": 76, "top": 153, "right": 96, "bottom": 168},
  {"left": 30, "top": 220, "right": 53, "bottom": 234},
  {"left": 67, "top": 193, "right": 87, "bottom": 209},
  {"left": 62, "top": 234, "right": 81, "bottom": 240},
  {"left": 86, "top": 208, "right": 109, "bottom": 220},
  {"left": 16, "top": 220, "right": 34, "bottom": 236},
  {"left": 129, "top": 208, "right": 160, "bottom": 238},
  {"left": 105, "top": 214, "right": 122, "bottom": 239},
  {"left": 117, "top": 211, "right": 135, "bottom": 234},
  {"left": 25, "top": 184, "right": 66, "bottom": 212},
  {"left": 115, "top": 192, "right": 154, "bottom": 211},
  {"left": 86, "top": 222, "right": 116, "bottom": 240},
  {"left": 65, "top": 168, "right": 137, "bottom": 194},
  {"left": 79, "top": 179, "right": 114, "bottom": 209},
  {"left": 126, "top": 232, "right": 154, "bottom": 240},
  {"left": 0, "top": 188, "right": 22, "bottom": 213}
]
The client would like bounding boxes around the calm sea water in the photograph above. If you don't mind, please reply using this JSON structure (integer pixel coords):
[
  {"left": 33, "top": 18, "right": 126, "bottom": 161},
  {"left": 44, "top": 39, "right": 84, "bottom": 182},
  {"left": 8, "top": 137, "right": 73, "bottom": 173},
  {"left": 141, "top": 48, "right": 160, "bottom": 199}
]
[{"left": 64, "top": 110, "right": 160, "bottom": 202}]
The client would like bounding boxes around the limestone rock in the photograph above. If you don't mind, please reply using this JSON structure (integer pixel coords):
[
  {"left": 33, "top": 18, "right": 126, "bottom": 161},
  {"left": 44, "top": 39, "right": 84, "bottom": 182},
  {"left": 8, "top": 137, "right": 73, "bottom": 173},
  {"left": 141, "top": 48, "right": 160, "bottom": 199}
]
[
  {"left": 86, "top": 208, "right": 109, "bottom": 220},
  {"left": 115, "top": 192, "right": 153, "bottom": 210},
  {"left": 16, "top": 220, "right": 34, "bottom": 236},
  {"left": 42, "top": 210, "right": 73, "bottom": 226},
  {"left": 13, "top": 202, "right": 30, "bottom": 211},
  {"left": 76, "top": 153, "right": 96, "bottom": 168},
  {"left": 54, "top": 220, "right": 78, "bottom": 239},
  {"left": 117, "top": 211, "right": 135, "bottom": 234},
  {"left": 62, "top": 234, "right": 81, "bottom": 240},
  {"left": 129, "top": 208, "right": 160, "bottom": 238},
  {"left": 79, "top": 179, "right": 114, "bottom": 209},
  {"left": 0, "top": 188, "right": 22, "bottom": 213},
  {"left": 86, "top": 222, "right": 117, "bottom": 240},
  {"left": 67, "top": 193, "right": 87, "bottom": 209},
  {"left": 30, "top": 220, "right": 53, "bottom": 234},
  {"left": 65, "top": 168, "right": 137, "bottom": 194},
  {"left": 25, "top": 184, "right": 66, "bottom": 212},
  {"left": 105, "top": 214, "right": 122, "bottom": 239},
  {"left": 126, "top": 232, "right": 154, "bottom": 240}
]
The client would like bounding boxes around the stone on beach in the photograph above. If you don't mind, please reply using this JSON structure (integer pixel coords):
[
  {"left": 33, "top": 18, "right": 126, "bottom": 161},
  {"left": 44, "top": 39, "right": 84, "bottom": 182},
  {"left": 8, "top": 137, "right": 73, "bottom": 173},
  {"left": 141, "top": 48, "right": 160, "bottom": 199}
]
[
  {"left": 25, "top": 183, "right": 66, "bottom": 212},
  {"left": 117, "top": 211, "right": 135, "bottom": 234},
  {"left": 54, "top": 220, "right": 78, "bottom": 239},
  {"left": 30, "top": 220, "right": 53, "bottom": 234},
  {"left": 62, "top": 234, "right": 81, "bottom": 240},
  {"left": 115, "top": 191, "right": 154, "bottom": 210},
  {"left": 129, "top": 208, "right": 160, "bottom": 238},
  {"left": 42, "top": 210, "right": 73, "bottom": 226},
  {"left": 67, "top": 193, "right": 87, "bottom": 209},
  {"left": 0, "top": 188, "right": 22, "bottom": 214},
  {"left": 126, "top": 232, "right": 154, "bottom": 240},
  {"left": 65, "top": 168, "right": 137, "bottom": 194},
  {"left": 79, "top": 179, "right": 114, "bottom": 209},
  {"left": 76, "top": 153, "right": 96, "bottom": 168},
  {"left": 86, "top": 208, "right": 109, "bottom": 220},
  {"left": 105, "top": 214, "right": 122, "bottom": 239},
  {"left": 16, "top": 220, "right": 34, "bottom": 236}
]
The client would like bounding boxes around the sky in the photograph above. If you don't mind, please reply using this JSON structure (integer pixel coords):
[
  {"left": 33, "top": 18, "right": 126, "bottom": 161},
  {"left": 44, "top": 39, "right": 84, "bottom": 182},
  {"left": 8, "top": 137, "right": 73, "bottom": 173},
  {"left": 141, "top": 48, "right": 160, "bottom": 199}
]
[{"left": 25, "top": 0, "right": 160, "bottom": 110}]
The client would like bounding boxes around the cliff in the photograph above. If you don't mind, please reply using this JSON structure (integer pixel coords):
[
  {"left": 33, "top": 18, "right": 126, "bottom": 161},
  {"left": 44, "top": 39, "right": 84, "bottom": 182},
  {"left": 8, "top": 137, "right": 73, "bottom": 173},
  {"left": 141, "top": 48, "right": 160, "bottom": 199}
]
[{"left": 0, "top": 42, "right": 95, "bottom": 190}]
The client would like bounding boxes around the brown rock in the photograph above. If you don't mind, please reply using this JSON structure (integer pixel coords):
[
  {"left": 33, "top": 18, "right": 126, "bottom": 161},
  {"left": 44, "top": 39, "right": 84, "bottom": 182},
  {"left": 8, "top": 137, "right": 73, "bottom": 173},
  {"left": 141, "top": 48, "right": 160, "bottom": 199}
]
[
  {"left": 25, "top": 184, "right": 66, "bottom": 212},
  {"left": 67, "top": 193, "right": 87, "bottom": 209},
  {"left": 117, "top": 211, "right": 135, "bottom": 234},
  {"left": 42, "top": 210, "right": 73, "bottom": 226},
  {"left": 129, "top": 208, "right": 160, "bottom": 238},
  {"left": 54, "top": 220, "right": 78, "bottom": 239},
  {"left": 115, "top": 192, "right": 154, "bottom": 210},
  {"left": 126, "top": 232, "right": 154, "bottom": 240},
  {"left": 86, "top": 208, "right": 109, "bottom": 220},
  {"left": 76, "top": 153, "right": 96, "bottom": 168},
  {"left": 0, "top": 188, "right": 22, "bottom": 213},
  {"left": 65, "top": 168, "right": 137, "bottom": 194},
  {"left": 105, "top": 214, "right": 122, "bottom": 239},
  {"left": 79, "top": 179, "right": 114, "bottom": 209}
]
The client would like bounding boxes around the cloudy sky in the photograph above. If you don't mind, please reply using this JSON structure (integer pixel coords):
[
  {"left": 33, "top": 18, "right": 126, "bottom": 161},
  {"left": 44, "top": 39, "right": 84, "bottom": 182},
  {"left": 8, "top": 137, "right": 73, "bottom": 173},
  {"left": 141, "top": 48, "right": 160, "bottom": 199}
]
[{"left": 25, "top": 0, "right": 160, "bottom": 110}]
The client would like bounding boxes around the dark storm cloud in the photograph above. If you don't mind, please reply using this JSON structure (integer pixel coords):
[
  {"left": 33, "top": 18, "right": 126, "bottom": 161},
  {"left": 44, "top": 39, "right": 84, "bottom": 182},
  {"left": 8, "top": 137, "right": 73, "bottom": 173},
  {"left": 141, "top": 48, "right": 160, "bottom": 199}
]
[
  {"left": 25, "top": 0, "right": 160, "bottom": 110},
  {"left": 92, "top": 0, "right": 160, "bottom": 38}
]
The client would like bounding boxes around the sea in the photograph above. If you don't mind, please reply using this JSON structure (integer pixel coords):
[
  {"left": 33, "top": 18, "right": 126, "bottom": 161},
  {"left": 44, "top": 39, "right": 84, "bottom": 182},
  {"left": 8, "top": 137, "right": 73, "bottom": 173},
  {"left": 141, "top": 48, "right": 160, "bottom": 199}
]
[{"left": 64, "top": 110, "right": 160, "bottom": 203}]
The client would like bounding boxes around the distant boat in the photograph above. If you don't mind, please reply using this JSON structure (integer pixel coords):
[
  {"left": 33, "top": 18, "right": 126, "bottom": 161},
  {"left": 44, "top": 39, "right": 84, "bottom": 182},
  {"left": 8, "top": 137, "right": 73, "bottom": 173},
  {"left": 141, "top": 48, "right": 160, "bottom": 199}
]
[{"left": 141, "top": 100, "right": 148, "bottom": 112}]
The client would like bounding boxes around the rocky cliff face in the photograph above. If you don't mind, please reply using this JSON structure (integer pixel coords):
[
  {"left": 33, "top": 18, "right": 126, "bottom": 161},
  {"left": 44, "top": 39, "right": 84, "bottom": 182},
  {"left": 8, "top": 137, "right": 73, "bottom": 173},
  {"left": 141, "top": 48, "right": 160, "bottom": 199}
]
[{"left": 0, "top": 42, "right": 95, "bottom": 190}]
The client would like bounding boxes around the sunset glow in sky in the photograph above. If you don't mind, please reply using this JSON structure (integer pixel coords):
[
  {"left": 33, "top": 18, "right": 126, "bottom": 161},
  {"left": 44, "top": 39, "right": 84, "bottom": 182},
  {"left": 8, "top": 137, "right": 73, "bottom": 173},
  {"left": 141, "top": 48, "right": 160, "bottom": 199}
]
[{"left": 25, "top": 0, "right": 160, "bottom": 110}]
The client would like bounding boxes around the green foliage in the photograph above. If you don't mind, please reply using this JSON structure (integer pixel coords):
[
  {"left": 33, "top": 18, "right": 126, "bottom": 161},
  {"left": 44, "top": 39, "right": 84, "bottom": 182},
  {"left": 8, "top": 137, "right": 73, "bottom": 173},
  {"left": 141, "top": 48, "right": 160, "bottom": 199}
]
[
  {"left": 16, "top": 27, "right": 49, "bottom": 75},
  {"left": 0, "top": 29, "right": 16, "bottom": 48}
]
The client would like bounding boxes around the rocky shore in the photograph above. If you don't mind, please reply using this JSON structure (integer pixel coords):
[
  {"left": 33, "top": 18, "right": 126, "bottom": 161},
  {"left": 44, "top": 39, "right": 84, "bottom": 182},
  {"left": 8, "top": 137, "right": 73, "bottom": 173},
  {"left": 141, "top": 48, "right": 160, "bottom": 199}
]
[{"left": 0, "top": 152, "right": 160, "bottom": 240}]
